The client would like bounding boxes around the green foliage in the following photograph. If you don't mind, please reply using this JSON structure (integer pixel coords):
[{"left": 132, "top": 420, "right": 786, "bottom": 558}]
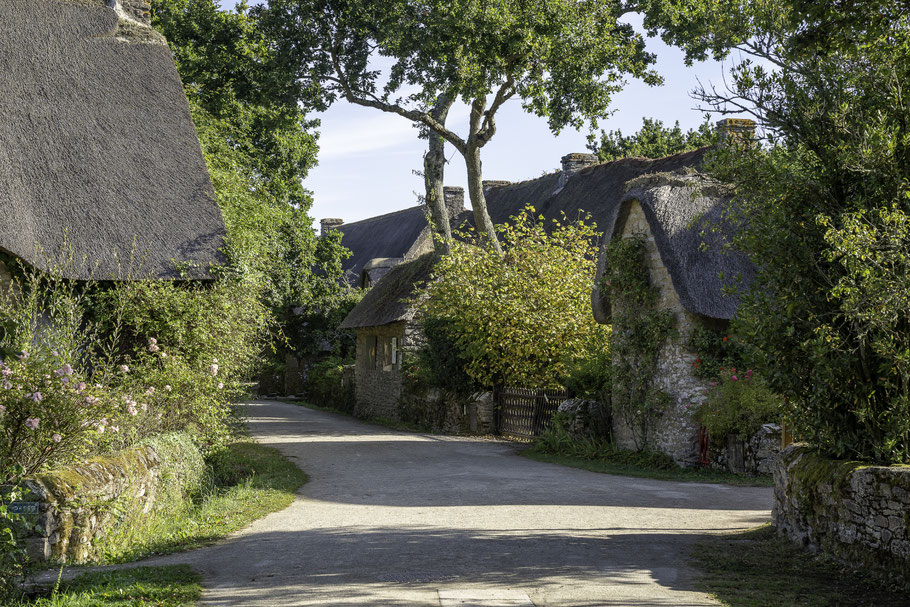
[
  {"left": 558, "top": 335, "right": 612, "bottom": 404},
  {"left": 417, "top": 208, "right": 609, "bottom": 390},
  {"left": 303, "top": 356, "right": 354, "bottom": 413},
  {"left": 0, "top": 467, "right": 30, "bottom": 603},
  {"left": 12, "top": 565, "right": 202, "bottom": 607},
  {"left": 588, "top": 116, "right": 716, "bottom": 162},
  {"left": 96, "top": 441, "right": 306, "bottom": 563},
  {"left": 695, "top": 370, "right": 782, "bottom": 444},
  {"left": 697, "top": 0, "right": 910, "bottom": 463},
  {"left": 603, "top": 236, "right": 675, "bottom": 450},
  {"left": 408, "top": 315, "right": 479, "bottom": 397},
  {"left": 687, "top": 323, "right": 747, "bottom": 379}
]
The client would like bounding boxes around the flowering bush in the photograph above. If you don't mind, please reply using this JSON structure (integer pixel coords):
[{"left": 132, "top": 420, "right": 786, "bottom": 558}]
[{"left": 695, "top": 368, "right": 782, "bottom": 445}]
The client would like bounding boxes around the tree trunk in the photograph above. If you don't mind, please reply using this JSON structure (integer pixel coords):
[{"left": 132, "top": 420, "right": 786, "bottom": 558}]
[
  {"left": 424, "top": 96, "right": 453, "bottom": 257},
  {"left": 465, "top": 98, "right": 503, "bottom": 254}
]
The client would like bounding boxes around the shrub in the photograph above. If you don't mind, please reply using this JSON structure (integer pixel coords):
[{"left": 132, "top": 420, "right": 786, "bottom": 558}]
[
  {"left": 695, "top": 369, "right": 782, "bottom": 445},
  {"left": 304, "top": 356, "right": 353, "bottom": 412},
  {"left": 417, "top": 207, "right": 608, "bottom": 390}
]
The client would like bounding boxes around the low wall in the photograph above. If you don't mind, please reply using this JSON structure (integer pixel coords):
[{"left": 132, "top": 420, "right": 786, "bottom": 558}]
[
  {"left": 15, "top": 433, "right": 204, "bottom": 564},
  {"left": 773, "top": 445, "right": 910, "bottom": 585},
  {"left": 400, "top": 389, "right": 496, "bottom": 434}
]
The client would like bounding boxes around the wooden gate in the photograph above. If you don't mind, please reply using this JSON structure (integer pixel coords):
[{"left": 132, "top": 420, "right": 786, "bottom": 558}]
[{"left": 495, "top": 386, "right": 570, "bottom": 439}]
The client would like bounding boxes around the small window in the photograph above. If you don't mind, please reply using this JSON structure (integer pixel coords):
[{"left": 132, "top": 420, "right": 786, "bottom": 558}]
[
  {"left": 390, "top": 337, "right": 398, "bottom": 365},
  {"left": 370, "top": 335, "right": 379, "bottom": 369}
]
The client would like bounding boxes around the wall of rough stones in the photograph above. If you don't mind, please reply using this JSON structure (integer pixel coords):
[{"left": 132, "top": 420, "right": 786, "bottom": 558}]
[
  {"left": 353, "top": 323, "right": 407, "bottom": 419},
  {"left": 612, "top": 201, "right": 712, "bottom": 466},
  {"left": 399, "top": 389, "right": 496, "bottom": 434},
  {"left": 16, "top": 433, "right": 203, "bottom": 564},
  {"left": 773, "top": 444, "right": 910, "bottom": 584}
]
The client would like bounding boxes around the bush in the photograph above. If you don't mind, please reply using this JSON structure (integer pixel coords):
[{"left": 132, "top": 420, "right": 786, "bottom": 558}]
[
  {"left": 304, "top": 356, "right": 353, "bottom": 412},
  {"left": 695, "top": 369, "right": 781, "bottom": 445},
  {"left": 417, "top": 207, "right": 608, "bottom": 390}
]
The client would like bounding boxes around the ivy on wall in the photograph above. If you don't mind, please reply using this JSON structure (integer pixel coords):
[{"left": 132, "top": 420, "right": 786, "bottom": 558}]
[{"left": 604, "top": 236, "right": 675, "bottom": 450}]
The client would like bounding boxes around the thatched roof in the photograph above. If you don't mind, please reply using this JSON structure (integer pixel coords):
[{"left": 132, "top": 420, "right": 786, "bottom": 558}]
[
  {"left": 0, "top": 0, "right": 225, "bottom": 281},
  {"left": 339, "top": 253, "right": 435, "bottom": 329},
  {"left": 591, "top": 170, "right": 753, "bottom": 322},
  {"left": 337, "top": 206, "right": 429, "bottom": 282}
]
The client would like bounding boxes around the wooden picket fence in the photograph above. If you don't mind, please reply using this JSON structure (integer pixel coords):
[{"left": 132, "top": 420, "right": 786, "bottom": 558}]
[{"left": 494, "top": 386, "right": 570, "bottom": 439}]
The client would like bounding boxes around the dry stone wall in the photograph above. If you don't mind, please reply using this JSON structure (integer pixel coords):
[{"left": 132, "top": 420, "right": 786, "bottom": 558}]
[
  {"left": 15, "top": 433, "right": 203, "bottom": 564},
  {"left": 773, "top": 444, "right": 910, "bottom": 585}
]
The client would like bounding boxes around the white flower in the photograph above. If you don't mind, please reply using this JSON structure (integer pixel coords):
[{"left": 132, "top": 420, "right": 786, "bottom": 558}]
[
  {"left": 209, "top": 364, "right": 219, "bottom": 377},
  {"left": 119, "top": 364, "right": 129, "bottom": 373},
  {"left": 164, "top": 384, "right": 172, "bottom": 392}
]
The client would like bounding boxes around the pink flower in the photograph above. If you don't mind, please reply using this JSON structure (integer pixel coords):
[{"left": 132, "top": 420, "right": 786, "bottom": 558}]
[
  {"left": 164, "top": 385, "right": 172, "bottom": 392},
  {"left": 127, "top": 403, "right": 137, "bottom": 416},
  {"left": 97, "top": 425, "right": 105, "bottom": 434},
  {"left": 25, "top": 417, "right": 39, "bottom": 430},
  {"left": 29, "top": 391, "right": 43, "bottom": 402},
  {"left": 148, "top": 338, "right": 157, "bottom": 345},
  {"left": 212, "top": 358, "right": 218, "bottom": 364},
  {"left": 217, "top": 382, "right": 224, "bottom": 390},
  {"left": 160, "top": 352, "right": 168, "bottom": 358},
  {"left": 76, "top": 381, "right": 86, "bottom": 392},
  {"left": 140, "top": 402, "right": 147, "bottom": 412},
  {"left": 1, "top": 381, "right": 11, "bottom": 390},
  {"left": 52, "top": 433, "right": 62, "bottom": 443},
  {"left": 54, "top": 364, "right": 73, "bottom": 377},
  {"left": 119, "top": 364, "right": 129, "bottom": 373},
  {"left": 209, "top": 364, "right": 219, "bottom": 377},
  {"left": 1, "top": 367, "right": 11, "bottom": 377},
  {"left": 84, "top": 395, "right": 98, "bottom": 405},
  {"left": 110, "top": 425, "right": 120, "bottom": 433},
  {"left": 148, "top": 344, "right": 160, "bottom": 352},
  {"left": 145, "top": 386, "right": 155, "bottom": 395},
  {"left": 731, "top": 375, "right": 738, "bottom": 381},
  {"left": 60, "top": 377, "right": 69, "bottom": 385},
  {"left": 51, "top": 350, "right": 59, "bottom": 357}
]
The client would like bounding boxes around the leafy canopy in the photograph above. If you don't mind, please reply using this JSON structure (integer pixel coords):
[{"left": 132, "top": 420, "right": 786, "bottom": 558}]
[
  {"left": 588, "top": 116, "right": 716, "bottom": 162},
  {"left": 696, "top": 0, "right": 910, "bottom": 463}
]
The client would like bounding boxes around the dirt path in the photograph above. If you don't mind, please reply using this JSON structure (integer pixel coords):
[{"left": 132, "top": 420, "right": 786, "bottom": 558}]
[{"left": 52, "top": 401, "right": 773, "bottom": 605}]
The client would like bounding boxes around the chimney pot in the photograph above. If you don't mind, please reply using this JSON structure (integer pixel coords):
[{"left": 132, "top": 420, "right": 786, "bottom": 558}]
[
  {"left": 560, "top": 153, "right": 599, "bottom": 174},
  {"left": 320, "top": 218, "right": 344, "bottom": 236},
  {"left": 442, "top": 186, "right": 464, "bottom": 217},
  {"left": 716, "top": 118, "right": 756, "bottom": 144}
]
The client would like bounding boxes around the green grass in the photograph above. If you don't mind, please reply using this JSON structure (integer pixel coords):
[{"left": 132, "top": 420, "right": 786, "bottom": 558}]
[
  {"left": 95, "top": 441, "right": 307, "bottom": 563},
  {"left": 522, "top": 447, "right": 773, "bottom": 486},
  {"left": 692, "top": 524, "right": 908, "bottom": 606},
  {"left": 13, "top": 565, "right": 201, "bottom": 606}
]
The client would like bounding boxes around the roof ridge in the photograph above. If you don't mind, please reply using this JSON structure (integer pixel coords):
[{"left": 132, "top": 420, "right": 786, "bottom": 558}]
[{"left": 339, "top": 204, "right": 425, "bottom": 229}]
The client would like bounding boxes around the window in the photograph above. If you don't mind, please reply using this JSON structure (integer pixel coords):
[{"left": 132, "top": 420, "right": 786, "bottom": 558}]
[{"left": 390, "top": 337, "right": 398, "bottom": 365}]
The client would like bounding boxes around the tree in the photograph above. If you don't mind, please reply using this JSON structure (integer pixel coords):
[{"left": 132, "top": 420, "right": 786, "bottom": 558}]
[
  {"left": 152, "top": 0, "right": 331, "bottom": 309},
  {"left": 588, "top": 116, "right": 715, "bottom": 162},
  {"left": 258, "top": 0, "right": 661, "bottom": 252},
  {"left": 416, "top": 209, "right": 610, "bottom": 390},
  {"left": 685, "top": 0, "right": 910, "bottom": 463}
]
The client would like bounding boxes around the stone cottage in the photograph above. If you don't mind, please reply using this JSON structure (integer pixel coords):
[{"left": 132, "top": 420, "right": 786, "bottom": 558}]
[
  {"left": 337, "top": 122, "right": 758, "bottom": 455},
  {"left": 338, "top": 253, "right": 435, "bottom": 418},
  {"left": 0, "top": 0, "right": 225, "bottom": 284}
]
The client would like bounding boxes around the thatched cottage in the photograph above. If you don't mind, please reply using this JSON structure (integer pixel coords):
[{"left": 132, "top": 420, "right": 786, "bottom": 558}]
[
  {"left": 337, "top": 120, "right": 757, "bottom": 460},
  {"left": 0, "top": 0, "right": 225, "bottom": 285}
]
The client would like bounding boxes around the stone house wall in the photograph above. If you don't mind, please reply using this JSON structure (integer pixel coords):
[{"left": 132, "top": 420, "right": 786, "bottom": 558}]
[
  {"left": 612, "top": 201, "right": 713, "bottom": 465},
  {"left": 353, "top": 322, "right": 408, "bottom": 419},
  {"left": 773, "top": 445, "right": 910, "bottom": 585}
]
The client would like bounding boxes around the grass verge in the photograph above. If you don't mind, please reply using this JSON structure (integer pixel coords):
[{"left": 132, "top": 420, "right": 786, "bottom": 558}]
[
  {"left": 14, "top": 565, "right": 201, "bottom": 606},
  {"left": 522, "top": 447, "right": 773, "bottom": 486},
  {"left": 95, "top": 441, "right": 307, "bottom": 563},
  {"left": 692, "top": 524, "right": 907, "bottom": 606}
]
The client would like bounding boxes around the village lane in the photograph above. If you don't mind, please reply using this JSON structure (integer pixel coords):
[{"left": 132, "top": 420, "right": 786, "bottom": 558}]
[{"left": 158, "top": 400, "right": 771, "bottom": 606}]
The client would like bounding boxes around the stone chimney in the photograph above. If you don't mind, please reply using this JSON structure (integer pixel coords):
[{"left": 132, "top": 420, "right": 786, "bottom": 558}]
[
  {"left": 483, "top": 180, "right": 511, "bottom": 191},
  {"left": 443, "top": 186, "right": 464, "bottom": 218},
  {"left": 560, "top": 153, "right": 599, "bottom": 175},
  {"left": 320, "top": 218, "right": 344, "bottom": 236},
  {"left": 716, "top": 118, "right": 756, "bottom": 144},
  {"left": 119, "top": 0, "right": 152, "bottom": 25}
]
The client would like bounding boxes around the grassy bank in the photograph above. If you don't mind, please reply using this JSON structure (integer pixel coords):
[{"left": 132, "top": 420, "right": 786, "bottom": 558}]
[
  {"left": 522, "top": 447, "right": 773, "bottom": 486},
  {"left": 692, "top": 525, "right": 907, "bottom": 606},
  {"left": 95, "top": 441, "right": 307, "bottom": 563},
  {"left": 14, "top": 566, "right": 201, "bottom": 606}
]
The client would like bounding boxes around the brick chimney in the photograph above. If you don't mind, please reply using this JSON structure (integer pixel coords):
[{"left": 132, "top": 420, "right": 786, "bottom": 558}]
[
  {"left": 320, "top": 218, "right": 344, "bottom": 236},
  {"left": 560, "top": 153, "right": 599, "bottom": 175},
  {"left": 716, "top": 118, "right": 756, "bottom": 144},
  {"left": 443, "top": 186, "right": 464, "bottom": 217}
]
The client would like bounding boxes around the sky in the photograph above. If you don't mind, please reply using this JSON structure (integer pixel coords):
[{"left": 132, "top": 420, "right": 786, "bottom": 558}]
[{"left": 219, "top": 3, "right": 740, "bottom": 227}]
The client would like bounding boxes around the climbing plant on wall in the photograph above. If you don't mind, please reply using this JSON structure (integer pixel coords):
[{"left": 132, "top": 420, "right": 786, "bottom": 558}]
[{"left": 603, "top": 236, "right": 675, "bottom": 450}]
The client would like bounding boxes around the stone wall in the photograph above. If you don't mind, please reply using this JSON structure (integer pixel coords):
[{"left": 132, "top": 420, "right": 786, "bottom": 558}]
[
  {"left": 353, "top": 323, "right": 407, "bottom": 419},
  {"left": 399, "top": 389, "right": 496, "bottom": 434},
  {"left": 612, "top": 201, "right": 712, "bottom": 465},
  {"left": 773, "top": 445, "right": 910, "bottom": 585},
  {"left": 15, "top": 433, "right": 204, "bottom": 564}
]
